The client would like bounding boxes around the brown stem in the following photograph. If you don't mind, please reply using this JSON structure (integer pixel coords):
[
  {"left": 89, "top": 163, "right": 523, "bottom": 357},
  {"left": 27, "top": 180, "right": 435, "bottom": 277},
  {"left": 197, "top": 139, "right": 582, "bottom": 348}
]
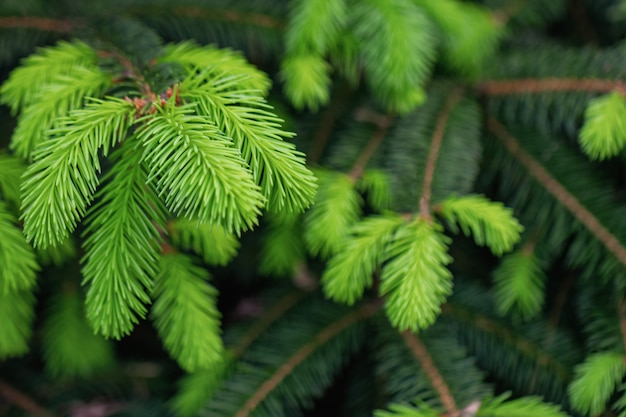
[
  {"left": 0, "top": 379, "right": 54, "bottom": 417},
  {"left": 231, "top": 291, "right": 307, "bottom": 358},
  {"left": 0, "top": 17, "right": 75, "bottom": 32},
  {"left": 233, "top": 300, "right": 381, "bottom": 417},
  {"left": 307, "top": 84, "right": 353, "bottom": 164},
  {"left": 476, "top": 78, "right": 626, "bottom": 97},
  {"left": 347, "top": 110, "right": 393, "bottom": 181},
  {"left": 402, "top": 331, "right": 458, "bottom": 416},
  {"left": 442, "top": 303, "right": 571, "bottom": 382},
  {"left": 419, "top": 89, "right": 464, "bottom": 219},
  {"left": 487, "top": 117, "right": 626, "bottom": 268}
]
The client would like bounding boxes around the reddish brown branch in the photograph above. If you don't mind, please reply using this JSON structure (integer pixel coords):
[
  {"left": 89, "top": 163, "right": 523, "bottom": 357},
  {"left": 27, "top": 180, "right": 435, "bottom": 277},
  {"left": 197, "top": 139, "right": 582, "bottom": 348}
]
[
  {"left": 419, "top": 89, "right": 464, "bottom": 219},
  {"left": 0, "top": 17, "right": 75, "bottom": 32},
  {"left": 233, "top": 301, "right": 381, "bottom": 417},
  {"left": 231, "top": 291, "right": 307, "bottom": 358},
  {"left": 442, "top": 303, "right": 571, "bottom": 382},
  {"left": 0, "top": 379, "right": 54, "bottom": 417},
  {"left": 348, "top": 109, "right": 393, "bottom": 181},
  {"left": 402, "top": 331, "right": 458, "bottom": 416},
  {"left": 487, "top": 117, "right": 626, "bottom": 268},
  {"left": 477, "top": 78, "right": 626, "bottom": 97}
]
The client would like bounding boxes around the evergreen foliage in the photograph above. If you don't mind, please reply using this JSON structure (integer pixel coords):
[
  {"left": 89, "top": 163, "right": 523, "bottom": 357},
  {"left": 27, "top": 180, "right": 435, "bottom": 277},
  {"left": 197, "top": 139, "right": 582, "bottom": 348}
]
[{"left": 1, "top": 1, "right": 626, "bottom": 417}]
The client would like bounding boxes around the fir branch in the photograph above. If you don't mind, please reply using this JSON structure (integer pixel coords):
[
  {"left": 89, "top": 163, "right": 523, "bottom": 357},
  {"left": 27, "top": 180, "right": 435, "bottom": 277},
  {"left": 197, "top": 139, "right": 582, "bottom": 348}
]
[
  {"left": 21, "top": 97, "right": 135, "bottom": 248},
  {"left": 232, "top": 300, "right": 380, "bottom": 417},
  {"left": 348, "top": 110, "right": 393, "bottom": 181},
  {"left": 231, "top": 291, "right": 308, "bottom": 358},
  {"left": 42, "top": 289, "right": 115, "bottom": 377},
  {"left": 322, "top": 214, "right": 405, "bottom": 305},
  {"left": 137, "top": 101, "right": 264, "bottom": 232},
  {"left": 419, "top": 89, "right": 464, "bottom": 219},
  {"left": 82, "top": 137, "right": 166, "bottom": 339},
  {"left": 181, "top": 73, "right": 317, "bottom": 213},
  {"left": 0, "top": 201, "right": 39, "bottom": 294},
  {"left": 304, "top": 169, "right": 362, "bottom": 258},
  {"left": 152, "top": 253, "right": 224, "bottom": 372},
  {"left": 619, "top": 297, "right": 626, "bottom": 352},
  {"left": 381, "top": 219, "right": 453, "bottom": 331},
  {"left": 487, "top": 117, "right": 626, "bottom": 268},
  {"left": 443, "top": 303, "right": 571, "bottom": 383},
  {"left": 401, "top": 331, "right": 459, "bottom": 416},
  {"left": 476, "top": 78, "right": 626, "bottom": 96},
  {"left": 0, "top": 379, "right": 54, "bottom": 417}
]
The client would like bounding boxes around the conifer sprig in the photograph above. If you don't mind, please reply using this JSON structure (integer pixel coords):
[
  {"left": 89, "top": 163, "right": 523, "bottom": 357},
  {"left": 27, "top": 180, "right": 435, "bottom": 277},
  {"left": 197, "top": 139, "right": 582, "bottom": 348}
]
[
  {"left": 20, "top": 97, "right": 135, "bottom": 248},
  {"left": 82, "top": 139, "right": 166, "bottom": 339},
  {"left": 137, "top": 100, "right": 264, "bottom": 233}
]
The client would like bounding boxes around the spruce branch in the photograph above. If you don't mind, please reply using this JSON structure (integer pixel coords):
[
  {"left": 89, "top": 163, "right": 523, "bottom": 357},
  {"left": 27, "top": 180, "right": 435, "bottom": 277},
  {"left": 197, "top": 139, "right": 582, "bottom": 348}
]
[
  {"left": 476, "top": 78, "right": 626, "bottom": 96},
  {"left": 0, "top": 201, "right": 39, "bottom": 295},
  {"left": 137, "top": 100, "right": 264, "bottom": 233},
  {"left": 443, "top": 303, "right": 572, "bottom": 384},
  {"left": 21, "top": 97, "right": 135, "bottom": 248},
  {"left": 322, "top": 214, "right": 405, "bottom": 305},
  {"left": 82, "top": 138, "right": 166, "bottom": 339},
  {"left": 419, "top": 89, "right": 464, "bottom": 219},
  {"left": 401, "top": 331, "right": 459, "bottom": 416},
  {"left": 152, "top": 253, "right": 224, "bottom": 372},
  {"left": 232, "top": 300, "right": 380, "bottom": 417},
  {"left": 0, "top": 379, "right": 55, "bottom": 417},
  {"left": 381, "top": 219, "right": 453, "bottom": 331},
  {"left": 348, "top": 110, "right": 393, "bottom": 181},
  {"left": 487, "top": 116, "right": 626, "bottom": 268},
  {"left": 180, "top": 73, "right": 317, "bottom": 213}
]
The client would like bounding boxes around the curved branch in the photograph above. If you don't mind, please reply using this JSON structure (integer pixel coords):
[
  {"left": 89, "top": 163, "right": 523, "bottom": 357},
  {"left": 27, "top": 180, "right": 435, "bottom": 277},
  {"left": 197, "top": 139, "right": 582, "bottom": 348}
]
[
  {"left": 233, "top": 300, "right": 381, "bottom": 417},
  {"left": 487, "top": 117, "right": 626, "bottom": 268},
  {"left": 402, "top": 331, "right": 458, "bottom": 416},
  {"left": 476, "top": 78, "right": 626, "bottom": 97}
]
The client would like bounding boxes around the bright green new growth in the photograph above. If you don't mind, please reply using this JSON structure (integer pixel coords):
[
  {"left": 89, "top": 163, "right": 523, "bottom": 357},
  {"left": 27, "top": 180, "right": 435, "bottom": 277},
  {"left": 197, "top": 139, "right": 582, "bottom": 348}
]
[
  {"left": 21, "top": 97, "right": 135, "bottom": 248},
  {"left": 0, "top": 289, "right": 35, "bottom": 359},
  {"left": 82, "top": 139, "right": 166, "bottom": 339},
  {"left": 375, "top": 403, "right": 439, "bottom": 417},
  {"left": 259, "top": 211, "right": 305, "bottom": 277},
  {"left": 152, "top": 254, "right": 224, "bottom": 372},
  {"left": 381, "top": 219, "right": 453, "bottom": 331},
  {"left": 180, "top": 71, "right": 317, "bottom": 213},
  {"left": 579, "top": 92, "right": 626, "bottom": 160},
  {"left": 169, "top": 219, "right": 240, "bottom": 267},
  {"left": 493, "top": 248, "right": 545, "bottom": 321},
  {"left": 357, "top": 169, "right": 392, "bottom": 212},
  {"left": 305, "top": 170, "right": 363, "bottom": 259},
  {"left": 477, "top": 393, "right": 570, "bottom": 417},
  {"left": 0, "top": 202, "right": 38, "bottom": 295},
  {"left": 138, "top": 101, "right": 264, "bottom": 233},
  {"left": 438, "top": 194, "right": 523, "bottom": 256},
  {"left": 568, "top": 352, "right": 626, "bottom": 416},
  {"left": 322, "top": 214, "right": 404, "bottom": 305},
  {"left": 41, "top": 290, "right": 115, "bottom": 377}
]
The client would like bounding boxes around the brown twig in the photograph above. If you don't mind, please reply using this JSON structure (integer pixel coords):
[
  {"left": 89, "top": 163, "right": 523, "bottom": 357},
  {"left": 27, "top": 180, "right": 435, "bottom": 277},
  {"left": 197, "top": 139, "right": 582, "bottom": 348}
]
[
  {"left": 402, "top": 331, "right": 458, "bottom": 416},
  {"left": 233, "top": 300, "right": 381, "bottom": 417},
  {"left": 419, "top": 89, "right": 464, "bottom": 220},
  {"left": 0, "top": 379, "right": 54, "bottom": 417},
  {"left": 307, "top": 84, "right": 353, "bottom": 164},
  {"left": 476, "top": 78, "right": 626, "bottom": 97},
  {"left": 487, "top": 117, "right": 626, "bottom": 268},
  {"left": 618, "top": 297, "right": 626, "bottom": 351},
  {"left": 347, "top": 109, "right": 393, "bottom": 181}
]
